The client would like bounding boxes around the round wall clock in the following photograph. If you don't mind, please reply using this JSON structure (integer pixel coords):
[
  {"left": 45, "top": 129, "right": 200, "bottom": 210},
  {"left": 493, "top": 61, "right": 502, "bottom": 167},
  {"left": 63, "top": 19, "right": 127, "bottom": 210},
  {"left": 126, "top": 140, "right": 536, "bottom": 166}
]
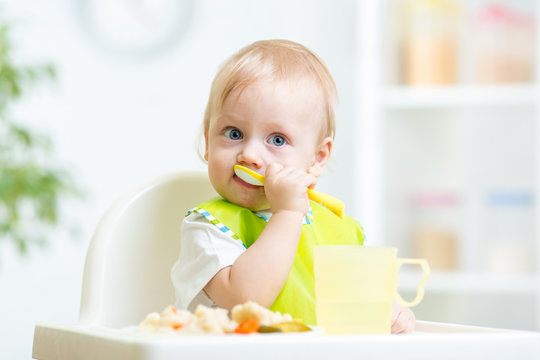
[{"left": 77, "top": 0, "right": 194, "bottom": 58}]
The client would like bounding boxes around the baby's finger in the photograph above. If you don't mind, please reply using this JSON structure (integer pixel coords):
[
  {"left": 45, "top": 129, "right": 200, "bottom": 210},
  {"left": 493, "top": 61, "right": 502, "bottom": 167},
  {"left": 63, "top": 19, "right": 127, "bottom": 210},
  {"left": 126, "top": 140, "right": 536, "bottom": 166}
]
[
  {"left": 265, "top": 163, "right": 284, "bottom": 179},
  {"left": 391, "top": 309, "right": 415, "bottom": 334},
  {"left": 405, "top": 319, "right": 416, "bottom": 334},
  {"left": 391, "top": 301, "right": 400, "bottom": 323},
  {"left": 286, "top": 170, "right": 316, "bottom": 191},
  {"left": 390, "top": 312, "right": 405, "bottom": 334},
  {"left": 301, "top": 172, "right": 317, "bottom": 189}
]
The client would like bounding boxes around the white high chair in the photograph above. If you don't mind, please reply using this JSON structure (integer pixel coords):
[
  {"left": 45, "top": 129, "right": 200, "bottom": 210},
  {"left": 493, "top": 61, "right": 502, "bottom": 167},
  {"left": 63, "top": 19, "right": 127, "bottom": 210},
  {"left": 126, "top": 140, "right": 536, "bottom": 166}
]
[
  {"left": 33, "top": 171, "right": 217, "bottom": 358},
  {"left": 79, "top": 171, "right": 217, "bottom": 328}
]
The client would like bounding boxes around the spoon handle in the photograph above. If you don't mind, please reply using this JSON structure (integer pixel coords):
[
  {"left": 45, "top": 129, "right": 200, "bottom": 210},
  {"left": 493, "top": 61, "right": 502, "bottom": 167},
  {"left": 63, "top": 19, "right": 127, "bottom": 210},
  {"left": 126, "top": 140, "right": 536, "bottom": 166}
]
[{"left": 307, "top": 188, "right": 344, "bottom": 219}]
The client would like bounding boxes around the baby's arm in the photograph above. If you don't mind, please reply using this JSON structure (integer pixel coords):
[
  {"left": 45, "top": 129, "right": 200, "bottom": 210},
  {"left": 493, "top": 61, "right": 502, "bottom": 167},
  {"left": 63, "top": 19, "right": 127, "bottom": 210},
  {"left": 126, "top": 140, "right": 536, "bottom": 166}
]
[
  {"left": 391, "top": 300, "right": 416, "bottom": 334},
  {"left": 204, "top": 163, "right": 314, "bottom": 310}
]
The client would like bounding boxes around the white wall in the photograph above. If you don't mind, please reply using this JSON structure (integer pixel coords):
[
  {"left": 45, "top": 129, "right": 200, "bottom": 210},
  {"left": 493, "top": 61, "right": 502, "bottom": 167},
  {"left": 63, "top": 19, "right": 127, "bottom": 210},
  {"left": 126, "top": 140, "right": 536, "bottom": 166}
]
[{"left": 0, "top": 1, "right": 357, "bottom": 358}]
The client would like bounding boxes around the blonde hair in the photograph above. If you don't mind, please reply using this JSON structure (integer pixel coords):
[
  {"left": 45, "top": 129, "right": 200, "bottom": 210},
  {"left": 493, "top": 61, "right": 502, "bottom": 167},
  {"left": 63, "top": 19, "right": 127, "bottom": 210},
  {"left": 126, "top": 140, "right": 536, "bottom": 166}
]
[{"left": 203, "top": 39, "right": 338, "bottom": 139}]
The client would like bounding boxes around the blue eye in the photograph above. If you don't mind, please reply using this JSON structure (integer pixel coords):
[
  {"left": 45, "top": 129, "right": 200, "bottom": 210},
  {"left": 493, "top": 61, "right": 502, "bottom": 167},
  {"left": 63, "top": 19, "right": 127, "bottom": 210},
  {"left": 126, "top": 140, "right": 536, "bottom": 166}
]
[
  {"left": 224, "top": 128, "right": 242, "bottom": 140},
  {"left": 269, "top": 135, "right": 286, "bottom": 147}
]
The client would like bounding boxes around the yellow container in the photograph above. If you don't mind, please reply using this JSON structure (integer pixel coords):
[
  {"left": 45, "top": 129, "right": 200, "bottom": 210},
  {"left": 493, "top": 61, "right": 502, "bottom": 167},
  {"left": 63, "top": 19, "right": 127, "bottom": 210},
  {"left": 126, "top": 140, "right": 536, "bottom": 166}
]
[
  {"left": 401, "top": 0, "right": 461, "bottom": 85},
  {"left": 314, "top": 246, "right": 430, "bottom": 334}
]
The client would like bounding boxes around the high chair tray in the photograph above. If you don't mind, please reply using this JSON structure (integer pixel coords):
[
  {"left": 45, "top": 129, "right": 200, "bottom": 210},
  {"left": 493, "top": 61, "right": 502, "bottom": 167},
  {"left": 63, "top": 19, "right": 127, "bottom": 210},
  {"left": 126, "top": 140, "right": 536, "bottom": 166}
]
[{"left": 33, "top": 321, "right": 540, "bottom": 360}]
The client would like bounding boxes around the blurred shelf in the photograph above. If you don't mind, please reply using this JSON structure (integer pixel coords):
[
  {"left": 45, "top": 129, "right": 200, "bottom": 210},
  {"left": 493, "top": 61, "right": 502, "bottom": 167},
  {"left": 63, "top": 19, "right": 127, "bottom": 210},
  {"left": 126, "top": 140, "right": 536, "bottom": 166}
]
[
  {"left": 383, "top": 84, "right": 538, "bottom": 109},
  {"left": 399, "top": 270, "right": 539, "bottom": 295},
  {"left": 358, "top": 1, "right": 540, "bottom": 331}
]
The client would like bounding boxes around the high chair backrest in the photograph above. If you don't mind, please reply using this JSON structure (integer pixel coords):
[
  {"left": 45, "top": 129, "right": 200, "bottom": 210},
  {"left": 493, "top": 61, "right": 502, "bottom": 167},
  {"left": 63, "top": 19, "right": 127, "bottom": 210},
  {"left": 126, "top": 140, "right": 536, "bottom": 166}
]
[{"left": 78, "top": 172, "right": 217, "bottom": 328}]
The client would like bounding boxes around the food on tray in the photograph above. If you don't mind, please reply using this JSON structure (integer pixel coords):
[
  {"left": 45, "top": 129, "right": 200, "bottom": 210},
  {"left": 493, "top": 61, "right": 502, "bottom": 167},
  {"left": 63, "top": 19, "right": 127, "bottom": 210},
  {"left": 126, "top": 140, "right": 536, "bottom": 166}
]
[
  {"left": 138, "top": 301, "right": 311, "bottom": 335},
  {"left": 231, "top": 301, "right": 293, "bottom": 326},
  {"left": 260, "top": 321, "right": 311, "bottom": 333},
  {"left": 233, "top": 318, "right": 260, "bottom": 334},
  {"left": 138, "top": 304, "right": 236, "bottom": 334}
]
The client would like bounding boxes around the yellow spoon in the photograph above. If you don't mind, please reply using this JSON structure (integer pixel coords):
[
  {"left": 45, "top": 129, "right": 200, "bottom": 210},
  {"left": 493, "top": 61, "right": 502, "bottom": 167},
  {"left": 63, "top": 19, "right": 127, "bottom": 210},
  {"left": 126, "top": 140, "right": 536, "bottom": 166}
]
[{"left": 233, "top": 165, "right": 345, "bottom": 218}]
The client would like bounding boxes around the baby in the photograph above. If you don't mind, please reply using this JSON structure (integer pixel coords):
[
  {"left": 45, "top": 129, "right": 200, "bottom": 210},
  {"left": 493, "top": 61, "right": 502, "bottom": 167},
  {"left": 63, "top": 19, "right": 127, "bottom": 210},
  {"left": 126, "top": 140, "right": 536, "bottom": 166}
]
[{"left": 171, "top": 39, "right": 415, "bottom": 333}]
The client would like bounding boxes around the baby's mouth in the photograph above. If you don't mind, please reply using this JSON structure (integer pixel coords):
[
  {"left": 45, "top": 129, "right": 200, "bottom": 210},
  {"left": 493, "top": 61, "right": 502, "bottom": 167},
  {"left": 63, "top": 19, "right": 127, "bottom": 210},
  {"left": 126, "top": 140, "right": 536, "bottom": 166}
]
[{"left": 233, "top": 174, "right": 261, "bottom": 189}]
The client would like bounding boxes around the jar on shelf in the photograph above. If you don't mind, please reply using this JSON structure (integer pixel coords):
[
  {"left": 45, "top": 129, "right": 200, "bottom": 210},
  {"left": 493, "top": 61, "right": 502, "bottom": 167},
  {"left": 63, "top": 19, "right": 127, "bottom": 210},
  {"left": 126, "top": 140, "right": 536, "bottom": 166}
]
[
  {"left": 472, "top": 3, "right": 535, "bottom": 84},
  {"left": 411, "top": 191, "right": 460, "bottom": 270},
  {"left": 483, "top": 190, "right": 535, "bottom": 273},
  {"left": 401, "top": 0, "right": 462, "bottom": 85}
]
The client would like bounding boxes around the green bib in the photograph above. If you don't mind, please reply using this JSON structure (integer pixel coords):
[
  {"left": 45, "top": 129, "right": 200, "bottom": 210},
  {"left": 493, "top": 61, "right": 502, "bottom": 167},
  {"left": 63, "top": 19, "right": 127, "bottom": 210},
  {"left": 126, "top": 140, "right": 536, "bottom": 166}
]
[{"left": 190, "top": 197, "right": 364, "bottom": 325}]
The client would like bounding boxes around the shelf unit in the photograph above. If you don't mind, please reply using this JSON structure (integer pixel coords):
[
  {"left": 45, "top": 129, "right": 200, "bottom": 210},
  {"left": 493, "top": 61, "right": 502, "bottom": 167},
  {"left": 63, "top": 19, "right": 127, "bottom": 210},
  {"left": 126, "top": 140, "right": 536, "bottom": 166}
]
[
  {"left": 356, "top": 1, "right": 540, "bottom": 331},
  {"left": 400, "top": 270, "right": 539, "bottom": 295},
  {"left": 384, "top": 84, "right": 538, "bottom": 108}
]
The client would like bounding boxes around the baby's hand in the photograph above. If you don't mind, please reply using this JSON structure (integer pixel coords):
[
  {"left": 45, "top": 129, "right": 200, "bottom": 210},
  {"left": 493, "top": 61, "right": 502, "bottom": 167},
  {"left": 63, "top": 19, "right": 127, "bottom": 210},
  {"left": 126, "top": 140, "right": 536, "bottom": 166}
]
[
  {"left": 264, "top": 163, "right": 315, "bottom": 215},
  {"left": 391, "top": 301, "right": 416, "bottom": 334}
]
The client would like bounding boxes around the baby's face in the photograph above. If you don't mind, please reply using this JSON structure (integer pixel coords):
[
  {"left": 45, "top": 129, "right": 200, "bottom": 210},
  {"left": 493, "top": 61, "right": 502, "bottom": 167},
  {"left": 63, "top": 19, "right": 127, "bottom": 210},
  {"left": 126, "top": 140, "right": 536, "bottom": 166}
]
[{"left": 205, "top": 78, "right": 328, "bottom": 211}]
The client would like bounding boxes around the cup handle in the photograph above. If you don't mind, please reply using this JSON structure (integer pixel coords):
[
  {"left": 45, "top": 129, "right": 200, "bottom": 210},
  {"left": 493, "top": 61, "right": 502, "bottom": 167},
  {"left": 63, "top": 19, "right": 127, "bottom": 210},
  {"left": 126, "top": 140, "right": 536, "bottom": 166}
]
[{"left": 394, "top": 258, "right": 430, "bottom": 307}]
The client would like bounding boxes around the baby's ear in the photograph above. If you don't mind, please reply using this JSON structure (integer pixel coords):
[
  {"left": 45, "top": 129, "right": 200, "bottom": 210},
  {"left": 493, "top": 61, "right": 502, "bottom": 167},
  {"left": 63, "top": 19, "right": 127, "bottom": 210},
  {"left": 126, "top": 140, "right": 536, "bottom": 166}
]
[
  {"left": 203, "top": 127, "right": 209, "bottom": 161},
  {"left": 309, "top": 137, "right": 333, "bottom": 178}
]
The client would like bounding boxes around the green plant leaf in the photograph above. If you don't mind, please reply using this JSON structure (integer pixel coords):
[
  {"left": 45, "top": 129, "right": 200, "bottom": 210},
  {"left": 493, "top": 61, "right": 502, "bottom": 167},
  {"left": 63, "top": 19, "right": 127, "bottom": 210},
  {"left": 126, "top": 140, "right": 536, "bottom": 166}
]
[{"left": 0, "top": 17, "right": 81, "bottom": 256}]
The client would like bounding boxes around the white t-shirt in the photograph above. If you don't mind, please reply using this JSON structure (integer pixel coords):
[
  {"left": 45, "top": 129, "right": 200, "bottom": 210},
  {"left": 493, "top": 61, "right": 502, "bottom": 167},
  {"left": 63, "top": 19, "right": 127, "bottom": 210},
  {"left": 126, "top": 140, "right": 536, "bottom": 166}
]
[
  {"left": 170, "top": 211, "right": 246, "bottom": 312},
  {"left": 170, "top": 207, "right": 313, "bottom": 312}
]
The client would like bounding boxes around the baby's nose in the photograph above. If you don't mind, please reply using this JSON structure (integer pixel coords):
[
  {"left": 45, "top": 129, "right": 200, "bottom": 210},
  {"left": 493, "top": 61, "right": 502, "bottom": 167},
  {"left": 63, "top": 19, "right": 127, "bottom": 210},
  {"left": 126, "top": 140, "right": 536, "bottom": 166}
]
[{"left": 237, "top": 141, "right": 263, "bottom": 168}]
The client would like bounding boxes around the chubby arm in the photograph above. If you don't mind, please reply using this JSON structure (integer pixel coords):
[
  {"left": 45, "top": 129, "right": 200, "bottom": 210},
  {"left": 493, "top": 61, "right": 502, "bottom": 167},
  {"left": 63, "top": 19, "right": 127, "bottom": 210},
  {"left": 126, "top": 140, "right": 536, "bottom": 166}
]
[
  {"left": 204, "top": 210, "right": 303, "bottom": 309},
  {"left": 204, "top": 164, "right": 314, "bottom": 310}
]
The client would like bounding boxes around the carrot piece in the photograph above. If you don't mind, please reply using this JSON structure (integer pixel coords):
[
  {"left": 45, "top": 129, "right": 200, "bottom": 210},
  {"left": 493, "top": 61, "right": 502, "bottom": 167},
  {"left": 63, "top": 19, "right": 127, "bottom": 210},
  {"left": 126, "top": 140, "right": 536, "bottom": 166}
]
[
  {"left": 172, "top": 323, "right": 182, "bottom": 330},
  {"left": 234, "top": 318, "right": 259, "bottom": 334}
]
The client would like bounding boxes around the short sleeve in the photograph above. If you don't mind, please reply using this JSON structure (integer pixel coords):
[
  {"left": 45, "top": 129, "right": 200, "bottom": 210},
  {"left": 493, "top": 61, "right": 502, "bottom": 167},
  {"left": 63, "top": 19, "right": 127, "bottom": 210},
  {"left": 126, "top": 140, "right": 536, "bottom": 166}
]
[{"left": 170, "top": 211, "right": 246, "bottom": 310}]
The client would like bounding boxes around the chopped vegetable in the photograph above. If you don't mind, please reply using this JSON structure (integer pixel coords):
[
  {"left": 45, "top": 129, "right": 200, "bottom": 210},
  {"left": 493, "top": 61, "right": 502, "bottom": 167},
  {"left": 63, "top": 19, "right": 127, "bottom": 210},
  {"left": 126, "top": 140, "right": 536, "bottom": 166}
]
[
  {"left": 271, "top": 321, "right": 311, "bottom": 333},
  {"left": 257, "top": 325, "right": 282, "bottom": 333},
  {"left": 234, "top": 318, "right": 260, "bottom": 334}
]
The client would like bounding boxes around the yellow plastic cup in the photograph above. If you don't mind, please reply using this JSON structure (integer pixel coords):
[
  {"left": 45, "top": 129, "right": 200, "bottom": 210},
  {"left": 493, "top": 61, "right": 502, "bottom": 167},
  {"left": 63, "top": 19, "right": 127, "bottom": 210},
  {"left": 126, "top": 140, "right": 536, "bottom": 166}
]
[{"left": 314, "top": 245, "right": 430, "bottom": 334}]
